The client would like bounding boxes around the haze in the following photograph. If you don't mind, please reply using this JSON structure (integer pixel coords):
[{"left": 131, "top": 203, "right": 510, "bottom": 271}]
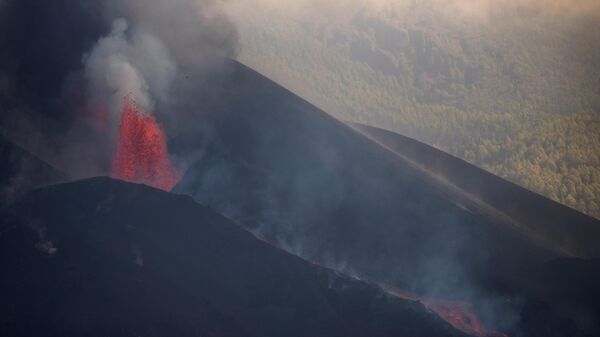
[{"left": 224, "top": 0, "right": 600, "bottom": 219}]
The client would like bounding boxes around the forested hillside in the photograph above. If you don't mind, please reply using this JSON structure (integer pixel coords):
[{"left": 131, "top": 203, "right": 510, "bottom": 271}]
[{"left": 225, "top": 0, "right": 600, "bottom": 219}]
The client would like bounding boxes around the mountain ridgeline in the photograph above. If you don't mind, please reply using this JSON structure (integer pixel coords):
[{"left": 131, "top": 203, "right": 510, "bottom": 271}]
[
  {"left": 175, "top": 62, "right": 600, "bottom": 336},
  {"left": 0, "top": 177, "right": 471, "bottom": 337},
  {"left": 225, "top": 0, "right": 600, "bottom": 219},
  {"left": 1, "top": 60, "right": 599, "bottom": 336}
]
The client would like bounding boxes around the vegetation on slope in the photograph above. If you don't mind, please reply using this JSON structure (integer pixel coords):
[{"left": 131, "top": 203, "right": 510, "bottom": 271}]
[{"left": 226, "top": 0, "right": 600, "bottom": 218}]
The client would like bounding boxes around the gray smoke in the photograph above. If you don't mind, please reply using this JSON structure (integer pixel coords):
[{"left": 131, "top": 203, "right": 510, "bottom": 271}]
[
  {"left": 0, "top": 0, "right": 239, "bottom": 179},
  {"left": 85, "top": 18, "right": 176, "bottom": 124},
  {"left": 85, "top": 0, "right": 239, "bottom": 129}
]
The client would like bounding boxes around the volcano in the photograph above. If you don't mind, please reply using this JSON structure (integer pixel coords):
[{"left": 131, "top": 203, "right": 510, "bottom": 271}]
[
  {"left": 2, "top": 1, "right": 600, "bottom": 333},
  {"left": 2, "top": 59, "right": 599, "bottom": 337}
]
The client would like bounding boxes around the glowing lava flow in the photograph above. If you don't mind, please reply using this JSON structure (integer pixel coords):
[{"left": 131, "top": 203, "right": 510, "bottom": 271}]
[
  {"left": 112, "top": 96, "right": 181, "bottom": 191},
  {"left": 385, "top": 287, "right": 508, "bottom": 337},
  {"left": 250, "top": 230, "right": 506, "bottom": 337}
]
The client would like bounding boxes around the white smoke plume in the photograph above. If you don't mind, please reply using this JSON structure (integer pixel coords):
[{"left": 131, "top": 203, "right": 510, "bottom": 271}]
[
  {"left": 85, "top": 0, "right": 239, "bottom": 131},
  {"left": 84, "top": 18, "right": 176, "bottom": 121}
]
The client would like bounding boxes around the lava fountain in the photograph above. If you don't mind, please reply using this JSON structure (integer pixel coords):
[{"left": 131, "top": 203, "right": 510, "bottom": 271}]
[{"left": 111, "top": 96, "right": 181, "bottom": 191}]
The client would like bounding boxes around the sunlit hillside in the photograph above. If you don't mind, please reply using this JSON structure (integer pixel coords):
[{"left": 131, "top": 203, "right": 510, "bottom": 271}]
[{"left": 225, "top": 0, "right": 600, "bottom": 219}]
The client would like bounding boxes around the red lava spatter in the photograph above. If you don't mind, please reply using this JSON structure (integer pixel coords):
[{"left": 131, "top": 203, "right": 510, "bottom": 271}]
[
  {"left": 112, "top": 96, "right": 181, "bottom": 191},
  {"left": 385, "top": 287, "right": 508, "bottom": 337}
]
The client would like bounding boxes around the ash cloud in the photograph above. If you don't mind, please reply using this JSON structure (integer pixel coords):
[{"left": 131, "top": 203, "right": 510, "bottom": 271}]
[
  {"left": 0, "top": 0, "right": 239, "bottom": 179},
  {"left": 86, "top": 0, "right": 239, "bottom": 127},
  {"left": 84, "top": 18, "right": 177, "bottom": 124}
]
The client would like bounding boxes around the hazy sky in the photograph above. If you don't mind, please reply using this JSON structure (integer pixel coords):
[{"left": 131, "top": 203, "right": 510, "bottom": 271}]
[{"left": 225, "top": 0, "right": 600, "bottom": 23}]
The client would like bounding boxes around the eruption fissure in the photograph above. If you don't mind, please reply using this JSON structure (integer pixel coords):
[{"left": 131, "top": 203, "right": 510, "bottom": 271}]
[
  {"left": 250, "top": 229, "right": 506, "bottom": 337},
  {"left": 111, "top": 96, "right": 181, "bottom": 191},
  {"left": 385, "top": 287, "right": 508, "bottom": 337}
]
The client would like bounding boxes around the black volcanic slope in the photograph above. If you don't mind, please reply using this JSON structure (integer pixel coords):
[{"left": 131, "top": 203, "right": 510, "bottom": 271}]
[
  {"left": 0, "top": 177, "right": 467, "bottom": 337},
  {"left": 352, "top": 123, "right": 600, "bottom": 258},
  {"left": 174, "top": 62, "right": 600, "bottom": 335},
  {"left": 175, "top": 62, "right": 598, "bottom": 283},
  {"left": 0, "top": 134, "right": 64, "bottom": 203}
]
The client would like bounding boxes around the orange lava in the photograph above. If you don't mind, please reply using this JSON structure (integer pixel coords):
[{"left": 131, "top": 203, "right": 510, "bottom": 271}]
[
  {"left": 112, "top": 96, "right": 181, "bottom": 191},
  {"left": 250, "top": 231, "right": 507, "bottom": 337},
  {"left": 385, "top": 287, "right": 508, "bottom": 337}
]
